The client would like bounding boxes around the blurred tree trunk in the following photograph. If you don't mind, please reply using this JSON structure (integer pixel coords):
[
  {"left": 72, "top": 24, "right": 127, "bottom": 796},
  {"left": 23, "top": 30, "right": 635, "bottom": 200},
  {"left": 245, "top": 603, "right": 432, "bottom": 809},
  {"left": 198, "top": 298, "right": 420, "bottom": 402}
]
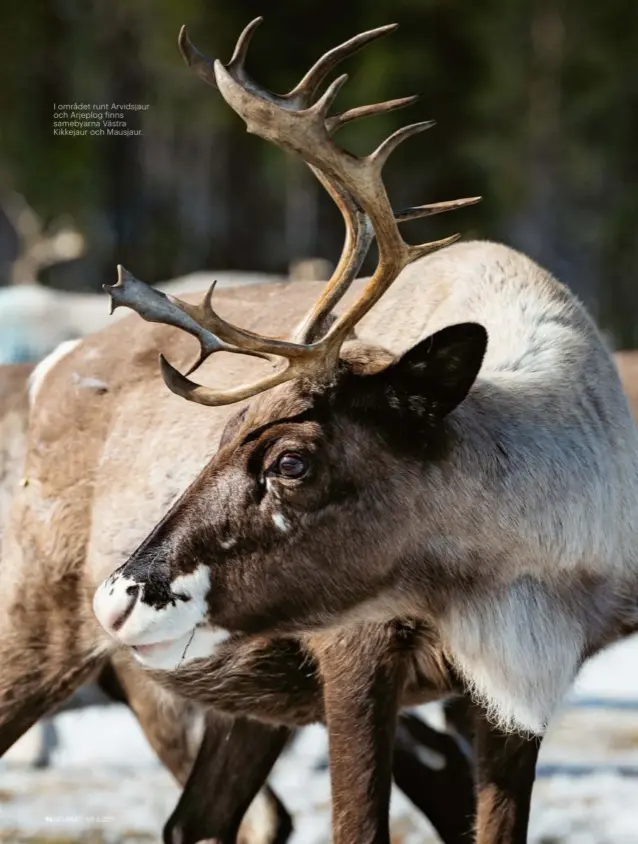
[
  {"left": 285, "top": 158, "right": 318, "bottom": 270},
  {"left": 102, "top": 13, "right": 146, "bottom": 280},
  {"left": 511, "top": 0, "right": 564, "bottom": 273}
]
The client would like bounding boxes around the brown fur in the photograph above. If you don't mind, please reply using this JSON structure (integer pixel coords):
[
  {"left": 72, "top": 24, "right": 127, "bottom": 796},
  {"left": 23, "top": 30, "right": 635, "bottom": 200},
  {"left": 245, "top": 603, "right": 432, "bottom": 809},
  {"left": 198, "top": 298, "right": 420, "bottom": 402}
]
[{"left": 0, "top": 363, "right": 32, "bottom": 554}]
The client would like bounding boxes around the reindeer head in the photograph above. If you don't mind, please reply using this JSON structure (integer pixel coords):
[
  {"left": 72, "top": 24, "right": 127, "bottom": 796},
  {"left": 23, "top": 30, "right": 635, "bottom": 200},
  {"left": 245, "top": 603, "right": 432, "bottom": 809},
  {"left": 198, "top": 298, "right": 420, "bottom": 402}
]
[{"left": 93, "top": 18, "right": 485, "bottom": 670}]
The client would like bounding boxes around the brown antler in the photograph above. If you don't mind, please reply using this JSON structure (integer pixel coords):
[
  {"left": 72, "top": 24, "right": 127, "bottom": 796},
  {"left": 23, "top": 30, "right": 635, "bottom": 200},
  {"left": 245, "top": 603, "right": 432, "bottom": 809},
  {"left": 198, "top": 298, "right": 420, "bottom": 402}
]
[
  {"left": 107, "top": 19, "right": 480, "bottom": 406},
  {"left": 180, "top": 18, "right": 476, "bottom": 343}
]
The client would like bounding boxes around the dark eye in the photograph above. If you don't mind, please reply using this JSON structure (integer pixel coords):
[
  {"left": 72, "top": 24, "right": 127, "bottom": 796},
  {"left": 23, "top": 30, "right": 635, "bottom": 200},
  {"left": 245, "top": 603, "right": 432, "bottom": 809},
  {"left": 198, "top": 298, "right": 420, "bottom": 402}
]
[{"left": 275, "top": 452, "right": 309, "bottom": 479}]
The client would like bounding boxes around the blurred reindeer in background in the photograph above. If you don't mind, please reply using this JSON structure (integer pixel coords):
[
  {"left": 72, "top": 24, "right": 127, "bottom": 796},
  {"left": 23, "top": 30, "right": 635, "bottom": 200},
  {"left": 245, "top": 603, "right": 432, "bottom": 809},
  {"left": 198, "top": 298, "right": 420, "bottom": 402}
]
[
  {"left": 0, "top": 191, "right": 85, "bottom": 288},
  {"left": 0, "top": 191, "right": 86, "bottom": 364}
]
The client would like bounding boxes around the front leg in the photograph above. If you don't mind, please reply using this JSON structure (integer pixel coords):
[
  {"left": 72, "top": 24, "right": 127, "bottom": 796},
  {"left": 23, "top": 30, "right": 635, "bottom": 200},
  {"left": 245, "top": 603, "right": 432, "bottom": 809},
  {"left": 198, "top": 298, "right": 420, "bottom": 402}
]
[
  {"left": 474, "top": 712, "right": 541, "bottom": 844},
  {"left": 159, "top": 629, "right": 477, "bottom": 843},
  {"left": 393, "top": 710, "right": 475, "bottom": 844},
  {"left": 164, "top": 711, "right": 291, "bottom": 844},
  {"left": 109, "top": 654, "right": 292, "bottom": 844},
  {"left": 312, "top": 623, "right": 407, "bottom": 844}
]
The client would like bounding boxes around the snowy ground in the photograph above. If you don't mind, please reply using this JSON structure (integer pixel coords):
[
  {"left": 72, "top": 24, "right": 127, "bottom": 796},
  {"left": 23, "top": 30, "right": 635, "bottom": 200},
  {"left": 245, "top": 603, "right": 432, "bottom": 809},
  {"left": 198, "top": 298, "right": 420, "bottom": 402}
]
[{"left": 2, "top": 637, "right": 638, "bottom": 843}]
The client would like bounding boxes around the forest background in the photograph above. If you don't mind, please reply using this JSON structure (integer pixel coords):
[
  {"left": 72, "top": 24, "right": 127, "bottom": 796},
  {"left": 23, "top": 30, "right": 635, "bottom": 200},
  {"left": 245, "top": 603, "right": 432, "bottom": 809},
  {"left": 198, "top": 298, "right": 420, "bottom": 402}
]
[{"left": 1, "top": 0, "right": 637, "bottom": 344}]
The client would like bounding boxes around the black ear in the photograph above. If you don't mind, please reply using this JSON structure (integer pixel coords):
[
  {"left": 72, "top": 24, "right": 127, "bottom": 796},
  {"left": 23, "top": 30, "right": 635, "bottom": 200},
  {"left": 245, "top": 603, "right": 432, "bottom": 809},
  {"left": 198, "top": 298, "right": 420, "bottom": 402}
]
[{"left": 381, "top": 322, "right": 488, "bottom": 418}]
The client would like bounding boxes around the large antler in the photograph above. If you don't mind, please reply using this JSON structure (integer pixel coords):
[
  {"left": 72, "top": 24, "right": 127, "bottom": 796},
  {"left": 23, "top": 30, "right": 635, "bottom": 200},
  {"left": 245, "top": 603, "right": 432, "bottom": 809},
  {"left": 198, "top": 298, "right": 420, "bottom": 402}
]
[{"left": 105, "top": 18, "right": 479, "bottom": 406}]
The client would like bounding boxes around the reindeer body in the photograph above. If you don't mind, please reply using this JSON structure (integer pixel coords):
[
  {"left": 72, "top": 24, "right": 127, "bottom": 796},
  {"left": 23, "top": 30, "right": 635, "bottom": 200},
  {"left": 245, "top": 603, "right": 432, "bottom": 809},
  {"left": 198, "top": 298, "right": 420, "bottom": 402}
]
[{"left": 75, "top": 241, "right": 637, "bottom": 739}]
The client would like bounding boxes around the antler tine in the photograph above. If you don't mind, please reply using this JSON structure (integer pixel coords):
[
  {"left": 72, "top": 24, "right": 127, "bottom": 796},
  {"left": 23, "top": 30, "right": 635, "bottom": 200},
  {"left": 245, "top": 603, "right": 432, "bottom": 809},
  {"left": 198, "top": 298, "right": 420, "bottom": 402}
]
[
  {"left": 104, "top": 267, "right": 272, "bottom": 372},
  {"left": 227, "top": 16, "right": 263, "bottom": 80},
  {"left": 312, "top": 74, "right": 350, "bottom": 119},
  {"left": 370, "top": 121, "right": 437, "bottom": 170},
  {"left": 395, "top": 196, "right": 482, "bottom": 223},
  {"left": 178, "top": 25, "right": 218, "bottom": 89},
  {"left": 287, "top": 24, "right": 398, "bottom": 105},
  {"left": 159, "top": 351, "right": 306, "bottom": 407},
  {"left": 326, "top": 95, "right": 419, "bottom": 134}
]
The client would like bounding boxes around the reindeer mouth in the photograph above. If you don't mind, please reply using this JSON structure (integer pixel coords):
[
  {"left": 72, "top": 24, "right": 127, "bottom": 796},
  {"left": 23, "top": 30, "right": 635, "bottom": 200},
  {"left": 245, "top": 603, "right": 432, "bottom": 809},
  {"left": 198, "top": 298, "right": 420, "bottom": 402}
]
[
  {"left": 129, "top": 626, "right": 231, "bottom": 671},
  {"left": 131, "top": 639, "right": 178, "bottom": 657}
]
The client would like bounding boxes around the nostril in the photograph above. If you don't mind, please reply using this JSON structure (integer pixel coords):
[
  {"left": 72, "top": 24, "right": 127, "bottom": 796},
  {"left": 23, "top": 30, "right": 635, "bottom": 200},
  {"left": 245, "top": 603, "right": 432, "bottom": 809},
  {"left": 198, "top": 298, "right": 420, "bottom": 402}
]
[
  {"left": 94, "top": 579, "right": 140, "bottom": 636},
  {"left": 111, "top": 583, "right": 140, "bottom": 631}
]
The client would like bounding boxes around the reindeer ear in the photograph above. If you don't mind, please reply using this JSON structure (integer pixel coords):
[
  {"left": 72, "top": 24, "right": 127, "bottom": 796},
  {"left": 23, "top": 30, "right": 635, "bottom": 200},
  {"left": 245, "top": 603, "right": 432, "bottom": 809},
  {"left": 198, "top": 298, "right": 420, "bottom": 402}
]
[{"left": 382, "top": 322, "right": 488, "bottom": 418}]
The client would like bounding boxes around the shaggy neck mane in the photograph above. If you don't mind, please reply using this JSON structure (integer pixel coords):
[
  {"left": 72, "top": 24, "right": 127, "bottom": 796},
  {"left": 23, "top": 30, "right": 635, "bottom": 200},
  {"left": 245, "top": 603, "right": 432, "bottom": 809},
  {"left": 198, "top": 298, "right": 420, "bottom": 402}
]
[{"left": 379, "top": 242, "right": 638, "bottom": 735}]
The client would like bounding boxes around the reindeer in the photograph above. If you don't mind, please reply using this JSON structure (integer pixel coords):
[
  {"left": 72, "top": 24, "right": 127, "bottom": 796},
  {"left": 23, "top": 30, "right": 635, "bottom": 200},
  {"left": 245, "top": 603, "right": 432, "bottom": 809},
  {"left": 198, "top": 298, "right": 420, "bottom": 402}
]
[
  {"left": 0, "top": 354, "right": 476, "bottom": 840},
  {"left": 6, "top": 330, "right": 638, "bottom": 844},
  {"left": 83, "top": 16, "right": 638, "bottom": 844},
  {"left": 0, "top": 192, "right": 88, "bottom": 364},
  {"left": 4, "top": 16, "right": 637, "bottom": 844},
  {"left": 0, "top": 191, "right": 85, "bottom": 288}
]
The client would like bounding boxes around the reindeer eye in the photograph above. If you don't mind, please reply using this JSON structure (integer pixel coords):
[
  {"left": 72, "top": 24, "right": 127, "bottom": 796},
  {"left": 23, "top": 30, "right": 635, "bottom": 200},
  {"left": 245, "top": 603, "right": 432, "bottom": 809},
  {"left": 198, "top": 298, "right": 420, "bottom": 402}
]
[{"left": 275, "top": 452, "right": 309, "bottom": 479}]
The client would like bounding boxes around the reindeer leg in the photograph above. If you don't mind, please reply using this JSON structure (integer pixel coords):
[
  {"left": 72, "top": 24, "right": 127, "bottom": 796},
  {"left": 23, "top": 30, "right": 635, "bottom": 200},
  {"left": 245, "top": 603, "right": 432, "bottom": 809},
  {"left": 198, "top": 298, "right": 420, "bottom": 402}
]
[
  {"left": 110, "top": 653, "right": 292, "bottom": 844},
  {"left": 444, "top": 694, "right": 478, "bottom": 753},
  {"left": 474, "top": 710, "right": 541, "bottom": 844},
  {"left": 312, "top": 624, "right": 405, "bottom": 844},
  {"left": 0, "top": 653, "right": 102, "bottom": 757},
  {"left": 393, "top": 710, "right": 476, "bottom": 844},
  {"left": 163, "top": 632, "right": 481, "bottom": 843},
  {"left": 0, "top": 587, "right": 105, "bottom": 755},
  {"left": 163, "top": 711, "right": 291, "bottom": 844}
]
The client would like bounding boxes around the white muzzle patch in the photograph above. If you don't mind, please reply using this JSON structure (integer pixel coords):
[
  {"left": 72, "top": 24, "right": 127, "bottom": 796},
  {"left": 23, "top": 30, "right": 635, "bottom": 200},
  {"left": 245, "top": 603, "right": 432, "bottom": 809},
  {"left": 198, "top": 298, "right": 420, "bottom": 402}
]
[{"left": 92, "top": 563, "right": 228, "bottom": 670}]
